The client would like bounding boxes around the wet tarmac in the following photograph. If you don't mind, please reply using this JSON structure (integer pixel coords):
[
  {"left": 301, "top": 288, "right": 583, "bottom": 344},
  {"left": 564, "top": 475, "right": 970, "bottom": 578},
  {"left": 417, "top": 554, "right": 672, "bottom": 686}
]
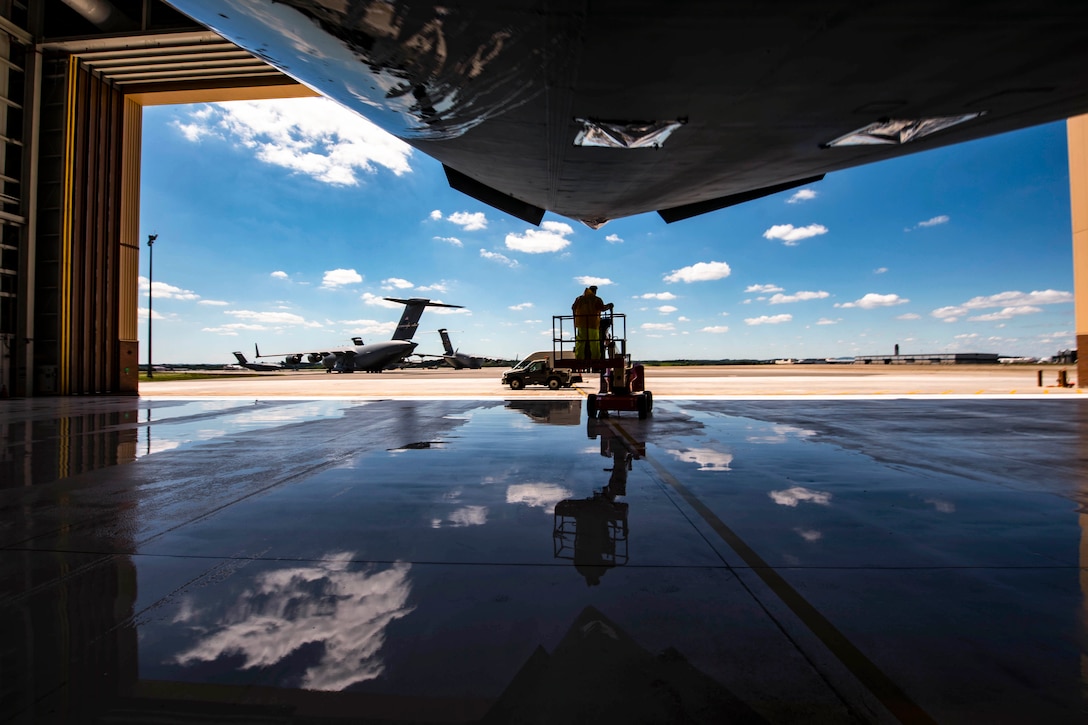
[{"left": 2, "top": 394, "right": 1087, "bottom": 723}]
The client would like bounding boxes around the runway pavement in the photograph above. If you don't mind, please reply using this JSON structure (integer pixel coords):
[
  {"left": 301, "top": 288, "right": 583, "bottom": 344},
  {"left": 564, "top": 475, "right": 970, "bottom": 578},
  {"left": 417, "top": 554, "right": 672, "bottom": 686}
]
[{"left": 140, "top": 363, "right": 1081, "bottom": 398}]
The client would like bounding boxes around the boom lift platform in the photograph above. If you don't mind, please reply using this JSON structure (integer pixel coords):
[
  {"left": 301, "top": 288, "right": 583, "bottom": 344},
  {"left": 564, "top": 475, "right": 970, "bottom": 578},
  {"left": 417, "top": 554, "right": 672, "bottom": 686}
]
[{"left": 552, "top": 311, "right": 654, "bottom": 419}]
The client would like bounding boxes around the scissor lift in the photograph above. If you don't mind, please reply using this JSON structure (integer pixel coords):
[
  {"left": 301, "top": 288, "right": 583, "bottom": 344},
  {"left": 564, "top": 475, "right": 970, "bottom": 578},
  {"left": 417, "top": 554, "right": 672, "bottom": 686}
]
[{"left": 552, "top": 311, "right": 654, "bottom": 419}]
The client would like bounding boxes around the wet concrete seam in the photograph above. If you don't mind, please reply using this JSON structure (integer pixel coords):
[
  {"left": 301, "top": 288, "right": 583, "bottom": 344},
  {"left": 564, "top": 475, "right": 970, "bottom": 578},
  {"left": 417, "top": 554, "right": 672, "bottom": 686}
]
[{"left": 605, "top": 417, "right": 939, "bottom": 725}]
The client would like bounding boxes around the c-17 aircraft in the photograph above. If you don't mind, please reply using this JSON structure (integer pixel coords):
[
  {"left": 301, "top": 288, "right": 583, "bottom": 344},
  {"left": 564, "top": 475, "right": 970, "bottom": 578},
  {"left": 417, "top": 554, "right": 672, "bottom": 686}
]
[
  {"left": 255, "top": 298, "right": 463, "bottom": 373},
  {"left": 231, "top": 351, "right": 287, "bottom": 371},
  {"left": 231, "top": 350, "right": 323, "bottom": 371},
  {"left": 436, "top": 328, "right": 483, "bottom": 370}
]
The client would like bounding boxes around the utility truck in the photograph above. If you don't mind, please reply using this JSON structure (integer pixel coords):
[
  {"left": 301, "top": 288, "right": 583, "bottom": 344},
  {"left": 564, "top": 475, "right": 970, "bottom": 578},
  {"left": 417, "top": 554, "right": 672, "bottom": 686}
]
[{"left": 501, "top": 351, "right": 582, "bottom": 390}]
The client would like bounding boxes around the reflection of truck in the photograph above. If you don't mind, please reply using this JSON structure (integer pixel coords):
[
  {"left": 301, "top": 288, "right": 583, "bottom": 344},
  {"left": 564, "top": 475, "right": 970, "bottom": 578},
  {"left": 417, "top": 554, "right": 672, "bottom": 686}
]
[{"left": 501, "top": 351, "right": 582, "bottom": 390}]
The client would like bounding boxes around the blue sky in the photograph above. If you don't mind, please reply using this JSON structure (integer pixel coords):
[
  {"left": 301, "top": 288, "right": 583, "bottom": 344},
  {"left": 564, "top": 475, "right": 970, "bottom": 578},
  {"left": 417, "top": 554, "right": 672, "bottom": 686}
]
[{"left": 139, "top": 98, "right": 1074, "bottom": 364}]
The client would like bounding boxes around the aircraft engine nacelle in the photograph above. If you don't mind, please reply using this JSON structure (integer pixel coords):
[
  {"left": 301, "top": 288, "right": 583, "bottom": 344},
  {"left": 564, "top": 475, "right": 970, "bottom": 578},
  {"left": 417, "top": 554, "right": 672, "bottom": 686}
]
[
  {"left": 286, "top": 355, "right": 303, "bottom": 365},
  {"left": 322, "top": 353, "right": 339, "bottom": 370},
  {"left": 307, "top": 353, "right": 323, "bottom": 364}
]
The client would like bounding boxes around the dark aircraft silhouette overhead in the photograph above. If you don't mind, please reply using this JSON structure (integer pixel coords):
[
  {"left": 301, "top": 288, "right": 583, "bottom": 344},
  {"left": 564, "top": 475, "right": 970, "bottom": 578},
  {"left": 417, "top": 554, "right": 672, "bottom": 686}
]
[{"left": 165, "top": 1, "right": 1088, "bottom": 227}]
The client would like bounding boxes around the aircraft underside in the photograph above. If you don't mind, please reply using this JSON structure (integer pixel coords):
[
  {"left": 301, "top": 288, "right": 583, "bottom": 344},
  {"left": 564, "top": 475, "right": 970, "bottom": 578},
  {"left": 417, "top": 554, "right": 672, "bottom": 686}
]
[{"left": 167, "top": 0, "right": 1088, "bottom": 226}]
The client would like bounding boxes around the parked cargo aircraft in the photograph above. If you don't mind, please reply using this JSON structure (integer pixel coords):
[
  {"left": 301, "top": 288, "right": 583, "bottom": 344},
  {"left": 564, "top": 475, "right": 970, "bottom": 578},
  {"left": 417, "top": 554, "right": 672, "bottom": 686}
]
[
  {"left": 165, "top": 1, "right": 1088, "bottom": 227},
  {"left": 231, "top": 350, "right": 322, "bottom": 371},
  {"left": 436, "top": 329, "right": 483, "bottom": 370},
  {"left": 231, "top": 351, "right": 287, "bottom": 371},
  {"left": 256, "top": 298, "right": 463, "bottom": 373}
]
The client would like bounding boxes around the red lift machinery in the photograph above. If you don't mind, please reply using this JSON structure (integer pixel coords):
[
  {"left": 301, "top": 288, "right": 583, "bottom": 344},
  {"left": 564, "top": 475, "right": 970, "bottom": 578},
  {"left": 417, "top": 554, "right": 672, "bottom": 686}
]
[{"left": 552, "top": 311, "right": 654, "bottom": 419}]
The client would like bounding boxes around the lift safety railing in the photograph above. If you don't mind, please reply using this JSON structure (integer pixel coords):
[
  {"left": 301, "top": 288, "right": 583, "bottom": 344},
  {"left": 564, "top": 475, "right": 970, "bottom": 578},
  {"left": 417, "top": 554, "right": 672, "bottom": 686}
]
[{"left": 551, "top": 311, "right": 628, "bottom": 371}]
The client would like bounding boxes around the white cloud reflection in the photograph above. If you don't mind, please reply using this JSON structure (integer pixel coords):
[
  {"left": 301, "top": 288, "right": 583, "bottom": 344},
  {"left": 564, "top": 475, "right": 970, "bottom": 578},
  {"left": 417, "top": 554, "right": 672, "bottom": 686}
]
[
  {"left": 172, "top": 555, "right": 413, "bottom": 691},
  {"left": 769, "top": 487, "right": 831, "bottom": 507},
  {"left": 666, "top": 447, "right": 733, "bottom": 471},
  {"left": 431, "top": 505, "right": 489, "bottom": 528},
  {"left": 506, "top": 483, "right": 572, "bottom": 513}
]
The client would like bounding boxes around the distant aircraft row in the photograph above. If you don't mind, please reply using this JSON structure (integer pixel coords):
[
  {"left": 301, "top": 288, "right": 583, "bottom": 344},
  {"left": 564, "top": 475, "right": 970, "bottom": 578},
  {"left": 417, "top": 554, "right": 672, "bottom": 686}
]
[{"left": 231, "top": 297, "right": 490, "bottom": 373}]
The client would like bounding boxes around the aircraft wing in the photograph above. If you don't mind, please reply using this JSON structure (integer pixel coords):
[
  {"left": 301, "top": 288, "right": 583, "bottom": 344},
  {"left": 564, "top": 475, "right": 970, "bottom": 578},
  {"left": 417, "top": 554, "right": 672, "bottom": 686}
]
[
  {"left": 253, "top": 345, "right": 330, "bottom": 362},
  {"left": 165, "top": 1, "right": 1088, "bottom": 227}
]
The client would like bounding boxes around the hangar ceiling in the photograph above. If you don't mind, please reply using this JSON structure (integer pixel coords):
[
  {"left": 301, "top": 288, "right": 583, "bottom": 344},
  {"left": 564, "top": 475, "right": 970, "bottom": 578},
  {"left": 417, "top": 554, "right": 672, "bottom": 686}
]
[
  {"left": 47, "top": 30, "right": 295, "bottom": 95},
  {"left": 44, "top": 0, "right": 302, "bottom": 97}
]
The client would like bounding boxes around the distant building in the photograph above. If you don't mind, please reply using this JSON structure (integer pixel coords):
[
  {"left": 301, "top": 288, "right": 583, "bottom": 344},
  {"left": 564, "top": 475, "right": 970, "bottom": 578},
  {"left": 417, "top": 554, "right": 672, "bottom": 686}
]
[
  {"left": 1051, "top": 349, "right": 1077, "bottom": 364},
  {"left": 854, "top": 353, "right": 999, "bottom": 365}
]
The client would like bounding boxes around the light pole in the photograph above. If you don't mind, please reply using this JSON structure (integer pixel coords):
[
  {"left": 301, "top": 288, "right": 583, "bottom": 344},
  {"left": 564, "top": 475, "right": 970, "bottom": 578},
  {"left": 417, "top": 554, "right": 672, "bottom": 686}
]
[{"left": 147, "top": 233, "right": 158, "bottom": 378}]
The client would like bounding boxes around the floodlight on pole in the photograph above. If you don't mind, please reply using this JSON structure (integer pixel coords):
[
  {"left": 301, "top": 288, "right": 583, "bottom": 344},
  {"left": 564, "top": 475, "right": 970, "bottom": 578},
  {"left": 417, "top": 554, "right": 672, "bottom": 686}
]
[{"left": 147, "top": 233, "right": 158, "bottom": 378}]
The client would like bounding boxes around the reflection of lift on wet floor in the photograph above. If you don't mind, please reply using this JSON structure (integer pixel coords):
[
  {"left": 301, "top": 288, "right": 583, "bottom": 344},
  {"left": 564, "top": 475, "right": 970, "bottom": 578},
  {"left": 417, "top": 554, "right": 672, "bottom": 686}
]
[
  {"left": 553, "top": 416, "right": 641, "bottom": 586},
  {"left": 553, "top": 498, "right": 629, "bottom": 585},
  {"left": 553, "top": 311, "right": 654, "bottom": 419}
]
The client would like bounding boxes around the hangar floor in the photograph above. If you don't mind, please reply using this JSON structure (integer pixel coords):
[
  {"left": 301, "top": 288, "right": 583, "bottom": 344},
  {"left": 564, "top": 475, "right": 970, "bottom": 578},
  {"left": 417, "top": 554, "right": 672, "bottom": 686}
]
[{"left": 2, "top": 384, "right": 1087, "bottom": 722}]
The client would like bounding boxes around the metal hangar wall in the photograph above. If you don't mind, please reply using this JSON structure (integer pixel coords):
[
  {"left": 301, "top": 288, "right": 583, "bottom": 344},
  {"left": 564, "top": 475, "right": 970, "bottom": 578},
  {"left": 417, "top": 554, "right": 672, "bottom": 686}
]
[{"left": 0, "top": 0, "right": 308, "bottom": 397}]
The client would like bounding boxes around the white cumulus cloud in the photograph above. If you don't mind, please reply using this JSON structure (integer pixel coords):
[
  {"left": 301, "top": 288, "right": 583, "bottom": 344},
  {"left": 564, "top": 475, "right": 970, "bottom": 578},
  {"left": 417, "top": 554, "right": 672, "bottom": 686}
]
[
  {"left": 321, "top": 268, "right": 362, "bottom": 288},
  {"left": 448, "top": 211, "right": 488, "bottom": 231},
  {"left": 763, "top": 223, "right": 828, "bottom": 245},
  {"left": 664, "top": 261, "right": 731, "bottom": 283},
  {"left": 836, "top": 293, "right": 908, "bottom": 309},
  {"left": 506, "top": 221, "right": 574, "bottom": 253},
  {"left": 575, "top": 276, "right": 614, "bottom": 287},
  {"left": 745, "top": 283, "right": 783, "bottom": 293},
  {"left": 480, "top": 249, "right": 518, "bottom": 267},
  {"left": 138, "top": 277, "right": 200, "bottom": 301},
  {"left": 930, "top": 289, "right": 1072, "bottom": 322},
  {"left": 224, "top": 309, "right": 319, "bottom": 327},
  {"left": 360, "top": 293, "right": 404, "bottom": 309},
  {"left": 636, "top": 292, "right": 677, "bottom": 300},
  {"left": 702, "top": 325, "right": 730, "bottom": 333},
  {"left": 745, "top": 314, "right": 792, "bottom": 325},
  {"left": 968, "top": 306, "right": 1043, "bottom": 321},
  {"left": 769, "top": 290, "right": 829, "bottom": 304},
  {"left": 787, "top": 189, "right": 817, "bottom": 204},
  {"left": 173, "top": 98, "right": 413, "bottom": 184}
]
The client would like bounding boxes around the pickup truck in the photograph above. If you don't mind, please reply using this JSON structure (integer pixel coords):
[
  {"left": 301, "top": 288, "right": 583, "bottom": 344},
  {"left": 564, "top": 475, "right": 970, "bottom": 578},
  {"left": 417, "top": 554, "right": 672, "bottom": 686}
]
[{"left": 501, "top": 352, "right": 582, "bottom": 390}]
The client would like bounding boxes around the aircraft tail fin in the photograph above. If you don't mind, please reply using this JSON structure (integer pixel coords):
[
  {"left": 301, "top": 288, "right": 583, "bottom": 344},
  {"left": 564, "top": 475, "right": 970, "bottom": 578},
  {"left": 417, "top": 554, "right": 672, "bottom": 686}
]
[
  {"left": 386, "top": 298, "right": 464, "bottom": 341},
  {"left": 438, "top": 328, "right": 456, "bottom": 355},
  {"left": 233, "top": 351, "right": 248, "bottom": 365}
]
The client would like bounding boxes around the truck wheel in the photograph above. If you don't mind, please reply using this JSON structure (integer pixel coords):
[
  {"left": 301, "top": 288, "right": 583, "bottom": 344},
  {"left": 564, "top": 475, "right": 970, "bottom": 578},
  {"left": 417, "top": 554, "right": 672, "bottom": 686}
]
[
  {"left": 645, "top": 390, "right": 653, "bottom": 414},
  {"left": 509, "top": 377, "right": 524, "bottom": 390},
  {"left": 637, "top": 394, "right": 648, "bottom": 419},
  {"left": 547, "top": 377, "right": 561, "bottom": 390},
  {"left": 587, "top": 393, "right": 597, "bottom": 418}
]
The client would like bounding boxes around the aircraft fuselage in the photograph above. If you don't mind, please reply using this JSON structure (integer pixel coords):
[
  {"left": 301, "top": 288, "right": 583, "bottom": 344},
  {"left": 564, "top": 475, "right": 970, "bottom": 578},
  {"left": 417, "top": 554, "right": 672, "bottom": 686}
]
[{"left": 325, "top": 340, "right": 418, "bottom": 373}]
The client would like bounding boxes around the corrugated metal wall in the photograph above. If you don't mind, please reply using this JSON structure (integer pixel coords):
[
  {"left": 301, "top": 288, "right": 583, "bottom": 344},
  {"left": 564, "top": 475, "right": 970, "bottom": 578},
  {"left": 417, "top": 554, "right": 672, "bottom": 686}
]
[{"left": 36, "top": 56, "right": 134, "bottom": 395}]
